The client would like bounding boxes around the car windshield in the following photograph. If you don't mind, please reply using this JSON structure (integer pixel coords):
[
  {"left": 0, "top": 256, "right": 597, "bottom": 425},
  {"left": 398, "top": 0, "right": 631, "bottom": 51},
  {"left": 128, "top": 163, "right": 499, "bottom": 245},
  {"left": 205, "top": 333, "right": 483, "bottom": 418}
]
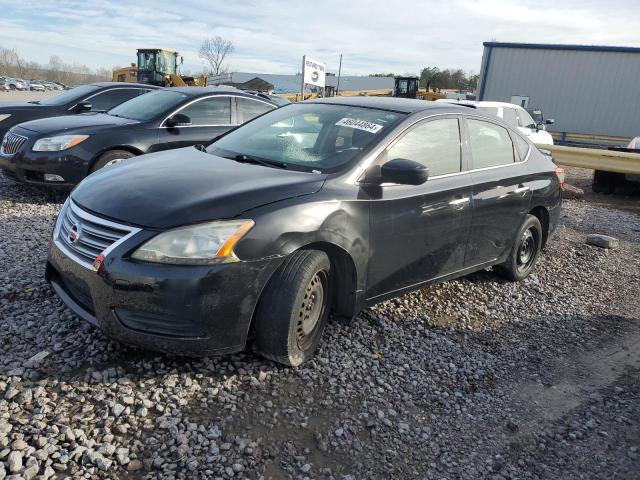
[
  {"left": 528, "top": 109, "right": 543, "bottom": 124},
  {"left": 207, "top": 103, "right": 405, "bottom": 172},
  {"left": 108, "top": 90, "right": 189, "bottom": 121},
  {"left": 39, "top": 84, "right": 101, "bottom": 106}
]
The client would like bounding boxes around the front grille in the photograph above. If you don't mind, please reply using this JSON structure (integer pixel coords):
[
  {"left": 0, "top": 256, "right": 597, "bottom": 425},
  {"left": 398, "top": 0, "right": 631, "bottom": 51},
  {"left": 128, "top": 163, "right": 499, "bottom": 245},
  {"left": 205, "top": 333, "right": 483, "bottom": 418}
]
[
  {"left": 55, "top": 200, "right": 141, "bottom": 269},
  {"left": 0, "top": 132, "right": 27, "bottom": 155}
]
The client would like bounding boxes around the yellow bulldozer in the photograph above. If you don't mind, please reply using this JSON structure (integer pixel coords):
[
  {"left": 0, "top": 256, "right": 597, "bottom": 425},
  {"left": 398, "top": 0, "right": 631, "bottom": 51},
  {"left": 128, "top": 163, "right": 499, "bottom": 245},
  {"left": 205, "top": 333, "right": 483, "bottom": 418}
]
[{"left": 112, "top": 49, "right": 207, "bottom": 87}]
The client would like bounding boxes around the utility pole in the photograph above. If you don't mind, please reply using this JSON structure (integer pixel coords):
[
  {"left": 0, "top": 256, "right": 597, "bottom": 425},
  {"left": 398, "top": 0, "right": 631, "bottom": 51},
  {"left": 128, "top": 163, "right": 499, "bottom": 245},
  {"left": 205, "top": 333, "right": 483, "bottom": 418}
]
[
  {"left": 336, "top": 54, "right": 342, "bottom": 95},
  {"left": 300, "top": 55, "right": 306, "bottom": 102}
]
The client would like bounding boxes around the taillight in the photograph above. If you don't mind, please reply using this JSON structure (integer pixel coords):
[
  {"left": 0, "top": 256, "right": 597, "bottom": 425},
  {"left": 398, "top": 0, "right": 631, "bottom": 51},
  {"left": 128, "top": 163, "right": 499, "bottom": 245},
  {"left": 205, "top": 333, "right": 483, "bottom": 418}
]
[{"left": 555, "top": 167, "right": 565, "bottom": 188}]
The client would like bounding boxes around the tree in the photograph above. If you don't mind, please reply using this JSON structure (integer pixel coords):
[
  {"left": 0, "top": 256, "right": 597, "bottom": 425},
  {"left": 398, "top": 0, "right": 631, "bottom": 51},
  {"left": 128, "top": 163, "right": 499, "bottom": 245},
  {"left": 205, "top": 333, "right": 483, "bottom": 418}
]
[{"left": 198, "top": 36, "right": 234, "bottom": 75}]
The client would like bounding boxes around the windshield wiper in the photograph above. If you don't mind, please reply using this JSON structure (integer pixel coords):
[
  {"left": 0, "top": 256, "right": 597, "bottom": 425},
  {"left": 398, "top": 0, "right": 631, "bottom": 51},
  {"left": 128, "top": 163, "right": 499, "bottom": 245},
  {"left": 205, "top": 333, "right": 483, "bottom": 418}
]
[
  {"left": 28, "top": 101, "right": 41, "bottom": 104},
  {"left": 227, "top": 154, "right": 288, "bottom": 169}
]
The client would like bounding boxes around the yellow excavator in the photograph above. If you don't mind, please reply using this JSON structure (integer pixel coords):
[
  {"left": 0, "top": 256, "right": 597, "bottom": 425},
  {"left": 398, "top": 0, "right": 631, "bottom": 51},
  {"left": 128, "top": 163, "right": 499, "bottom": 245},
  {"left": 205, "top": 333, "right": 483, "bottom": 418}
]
[{"left": 112, "top": 49, "right": 207, "bottom": 87}]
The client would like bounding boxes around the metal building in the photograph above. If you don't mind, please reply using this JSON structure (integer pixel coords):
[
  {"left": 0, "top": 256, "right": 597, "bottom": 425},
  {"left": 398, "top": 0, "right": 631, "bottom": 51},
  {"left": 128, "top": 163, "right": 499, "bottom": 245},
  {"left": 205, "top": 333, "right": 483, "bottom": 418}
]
[
  {"left": 209, "top": 72, "right": 394, "bottom": 94},
  {"left": 477, "top": 42, "right": 640, "bottom": 141}
]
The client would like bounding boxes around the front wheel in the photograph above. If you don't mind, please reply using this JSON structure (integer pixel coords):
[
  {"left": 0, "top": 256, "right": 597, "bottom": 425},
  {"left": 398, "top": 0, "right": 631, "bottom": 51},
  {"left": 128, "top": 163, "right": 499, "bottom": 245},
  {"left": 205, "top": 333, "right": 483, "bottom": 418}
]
[
  {"left": 91, "top": 150, "right": 135, "bottom": 173},
  {"left": 496, "top": 214, "right": 543, "bottom": 282},
  {"left": 255, "top": 250, "right": 331, "bottom": 366}
]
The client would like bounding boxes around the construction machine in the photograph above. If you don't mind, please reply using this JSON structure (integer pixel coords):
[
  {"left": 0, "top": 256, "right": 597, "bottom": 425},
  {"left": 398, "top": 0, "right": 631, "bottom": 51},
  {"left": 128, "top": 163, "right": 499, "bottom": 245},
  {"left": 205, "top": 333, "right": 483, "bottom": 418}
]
[
  {"left": 393, "top": 76, "right": 445, "bottom": 101},
  {"left": 112, "top": 49, "right": 207, "bottom": 87}
]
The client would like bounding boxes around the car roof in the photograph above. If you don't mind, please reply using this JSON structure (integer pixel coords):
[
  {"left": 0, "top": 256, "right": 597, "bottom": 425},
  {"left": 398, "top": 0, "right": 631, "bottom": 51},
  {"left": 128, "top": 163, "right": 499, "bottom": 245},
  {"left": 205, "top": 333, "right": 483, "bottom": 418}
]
[
  {"left": 162, "top": 86, "right": 280, "bottom": 103},
  {"left": 311, "top": 96, "right": 474, "bottom": 114},
  {"left": 88, "top": 81, "right": 162, "bottom": 89},
  {"left": 437, "top": 99, "right": 527, "bottom": 111}
]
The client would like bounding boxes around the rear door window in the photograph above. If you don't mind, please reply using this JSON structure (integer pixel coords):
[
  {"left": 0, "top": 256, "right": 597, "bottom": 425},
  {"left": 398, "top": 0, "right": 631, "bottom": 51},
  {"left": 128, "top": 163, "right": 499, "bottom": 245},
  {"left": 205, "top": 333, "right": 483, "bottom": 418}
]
[
  {"left": 467, "top": 119, "right": 515, "bottom": 168},
  {"left": 386, "top": 118, "right": 462, "bottom": 177},
  {"left": 237, "top": 97, "right": 274, "bottom": 123},
  {"left": 88, "top": 88, "right": 143, "bottom": 111},
  {"left": 502, "top": 108, "right": 518, "bottom": 127},
  {"left": 511, "top": 133, "right": 530, "bottom": 161},
  {"left": 180, "top": 97, "right": 232, "bottom": 126}
]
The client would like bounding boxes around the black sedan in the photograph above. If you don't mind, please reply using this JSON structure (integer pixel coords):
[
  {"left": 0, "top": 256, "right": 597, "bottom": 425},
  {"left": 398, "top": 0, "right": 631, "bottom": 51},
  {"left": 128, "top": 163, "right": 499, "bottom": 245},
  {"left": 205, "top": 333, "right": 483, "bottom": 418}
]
[
  {"left": 0, "top": 87, "right": 279, "bottom": 188},
  {"left": 0, "top": 82, "right": 159, "bottom": 140},
  {"left": 46, "top": 97, "right": 562, "bottom": 366}
]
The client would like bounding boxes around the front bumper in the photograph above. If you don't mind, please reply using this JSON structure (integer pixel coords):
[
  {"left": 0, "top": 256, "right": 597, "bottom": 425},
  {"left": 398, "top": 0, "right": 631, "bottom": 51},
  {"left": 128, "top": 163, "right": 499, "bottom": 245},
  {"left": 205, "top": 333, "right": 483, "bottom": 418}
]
[
  {"left": 46, "top": 237, "right": 281, "bottom": 356},
  {"left": 0, "top": 132, "right": 92, "bottom": 188}
]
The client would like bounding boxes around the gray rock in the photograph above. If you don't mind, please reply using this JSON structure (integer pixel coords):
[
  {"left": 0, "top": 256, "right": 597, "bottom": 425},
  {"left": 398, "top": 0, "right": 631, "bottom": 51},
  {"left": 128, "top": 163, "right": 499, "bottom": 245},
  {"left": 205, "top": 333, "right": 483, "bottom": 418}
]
[
  {"left": 563, "top": 184, "right": 584, "bottom": 200},
  {"left": 7, "top": 451, "right": 22, "bottom": 473},
  {"left": 586, "top": 234, "right": 620, "bottom": 249}
]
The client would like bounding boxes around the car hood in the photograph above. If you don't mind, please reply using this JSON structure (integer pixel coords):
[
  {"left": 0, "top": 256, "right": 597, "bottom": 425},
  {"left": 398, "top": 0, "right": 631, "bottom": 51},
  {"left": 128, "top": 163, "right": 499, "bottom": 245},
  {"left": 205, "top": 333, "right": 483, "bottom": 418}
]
[
  {"left": 16, "top": 113, "right": 138, "bottom": 135},
  {"left": 71, "top": 147, "right": 327, "bottom": 229}
]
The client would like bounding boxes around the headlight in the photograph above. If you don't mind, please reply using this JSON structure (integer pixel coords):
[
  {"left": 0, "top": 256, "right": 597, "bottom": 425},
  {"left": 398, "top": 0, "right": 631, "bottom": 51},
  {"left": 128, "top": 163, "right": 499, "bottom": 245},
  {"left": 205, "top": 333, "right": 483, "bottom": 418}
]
[
  {"left": 53, "top": 198, "right": 70, "bottom": 239},
  {"left": 0, "top": 114, "right": 11, "bottom": 124},
  {"left": 33, "top": 135, "right": 89, "bottom": 152},
  {"left": 131, "top": 220, "right": 254, "bottom": 265}
]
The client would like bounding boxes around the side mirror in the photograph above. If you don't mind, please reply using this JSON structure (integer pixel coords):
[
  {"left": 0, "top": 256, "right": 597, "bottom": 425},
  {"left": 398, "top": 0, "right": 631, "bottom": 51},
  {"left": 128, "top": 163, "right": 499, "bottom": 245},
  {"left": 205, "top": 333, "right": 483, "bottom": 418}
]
[
  {"left": 75, "top": 101, "right": 92, "bottom": 113},
  {"left": 545, "top": 118, "right": 555, "bottom": 125},
  {"left": 165, "top": 113, "right": 192, "bottom": 128},
  {"left": 365, "top": 158, "right": 429, "bottom": 186}
]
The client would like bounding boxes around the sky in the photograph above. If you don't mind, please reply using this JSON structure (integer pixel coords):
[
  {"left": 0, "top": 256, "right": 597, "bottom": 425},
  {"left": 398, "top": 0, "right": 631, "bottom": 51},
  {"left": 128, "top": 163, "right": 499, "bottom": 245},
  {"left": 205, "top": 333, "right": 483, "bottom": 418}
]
[{"left": 0, "top": 0, "right": 639, "bottom": 76}]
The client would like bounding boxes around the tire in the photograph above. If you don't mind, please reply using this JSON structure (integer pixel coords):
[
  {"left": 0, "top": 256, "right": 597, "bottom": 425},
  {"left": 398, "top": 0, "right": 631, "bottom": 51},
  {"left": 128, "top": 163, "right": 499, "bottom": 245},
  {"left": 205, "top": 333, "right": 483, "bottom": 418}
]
[
  {"left": 592, "top": 170, "right": 613, "bottom": 194},
  {"left": 9, "top": 85, "right": 15, "bottom": 90},
  {"left": 496, "top": 214, "right": 543, "bottom": 282},
  {"left": 255, "top": 250, "right": 331, "bottom": 366},
  {"left": 91, "top": 150, "right": 135, "bottom": 173}
]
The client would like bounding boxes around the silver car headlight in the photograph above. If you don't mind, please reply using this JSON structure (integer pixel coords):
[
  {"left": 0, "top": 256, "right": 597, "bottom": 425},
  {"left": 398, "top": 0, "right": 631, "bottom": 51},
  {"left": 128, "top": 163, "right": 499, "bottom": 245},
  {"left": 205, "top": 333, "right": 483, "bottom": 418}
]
[
  {"left": 0, "top": 114, "right": 11, "bottom": 124},
  {"left": 131, "top": 220, "right": 254, "bottom": 265},
  {"left": 33, "top": 135, "right": 89, "bottom": 152}
]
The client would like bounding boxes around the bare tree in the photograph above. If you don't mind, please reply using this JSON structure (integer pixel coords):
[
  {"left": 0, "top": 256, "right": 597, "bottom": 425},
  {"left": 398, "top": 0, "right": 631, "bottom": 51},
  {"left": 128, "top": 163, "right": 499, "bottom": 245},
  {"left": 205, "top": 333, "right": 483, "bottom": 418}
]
[
  {"left": 198, "top": 36, "right": 234, "bottom": 75},
  {"left": 0, "top": 45, "right": 111, "bottom": 84}
]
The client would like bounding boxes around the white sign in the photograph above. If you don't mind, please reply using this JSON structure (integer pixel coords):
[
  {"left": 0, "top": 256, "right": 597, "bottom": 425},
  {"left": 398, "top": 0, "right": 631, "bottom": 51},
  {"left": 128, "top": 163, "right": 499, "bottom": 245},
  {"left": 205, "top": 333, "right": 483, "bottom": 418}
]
[
  {"left": 335, "top": 118, "right": 384, "bottom": 134},
  {"left": 303, "top": 56, "right": 326, "bottom": 87}
]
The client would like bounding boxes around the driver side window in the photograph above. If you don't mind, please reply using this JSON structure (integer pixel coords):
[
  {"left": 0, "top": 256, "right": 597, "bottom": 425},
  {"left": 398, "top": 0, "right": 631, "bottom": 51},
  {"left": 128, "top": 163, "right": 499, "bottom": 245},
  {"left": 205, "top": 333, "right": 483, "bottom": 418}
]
[{"left": 386, "top": 118, "right": 462, "bottom": 177}]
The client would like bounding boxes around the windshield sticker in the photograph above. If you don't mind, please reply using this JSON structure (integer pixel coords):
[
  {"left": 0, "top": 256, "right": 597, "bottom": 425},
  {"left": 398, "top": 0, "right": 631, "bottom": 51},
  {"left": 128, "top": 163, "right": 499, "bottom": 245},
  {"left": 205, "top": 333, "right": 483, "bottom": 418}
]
[{"left": 335, "top": 118, "right": 384, "bottom": 134}]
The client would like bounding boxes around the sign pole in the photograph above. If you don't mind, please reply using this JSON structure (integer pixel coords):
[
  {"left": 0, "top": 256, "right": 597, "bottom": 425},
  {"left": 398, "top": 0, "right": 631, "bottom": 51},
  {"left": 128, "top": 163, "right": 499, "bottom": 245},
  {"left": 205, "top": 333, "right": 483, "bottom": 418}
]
[
  {"left": 300, "top": 55, "right": 306, "bottom": 102},
  {"left": 336, "top": 54, "right": 342, "bottom": 95}
]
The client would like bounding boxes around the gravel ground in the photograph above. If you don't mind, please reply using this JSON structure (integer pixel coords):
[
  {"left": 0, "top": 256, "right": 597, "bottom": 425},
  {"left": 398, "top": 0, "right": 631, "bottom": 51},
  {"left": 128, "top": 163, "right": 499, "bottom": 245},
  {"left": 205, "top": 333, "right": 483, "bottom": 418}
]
[{"left": 1, "top": 172, "right": 639, "bottom": 480}]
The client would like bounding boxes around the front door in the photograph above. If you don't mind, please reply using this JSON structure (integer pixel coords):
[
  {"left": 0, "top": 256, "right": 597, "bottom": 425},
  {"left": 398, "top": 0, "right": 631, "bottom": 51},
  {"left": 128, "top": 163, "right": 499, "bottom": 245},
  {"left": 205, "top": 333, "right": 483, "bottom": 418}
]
[
  {"left": 366, "top": 116, "right": 473, "bottom": 300},
  {"left": 464, "top": 117, "right": 532, "bottom": 266},
  {"left": 156, "top": 95, "right": 236, "bottom": 152}
]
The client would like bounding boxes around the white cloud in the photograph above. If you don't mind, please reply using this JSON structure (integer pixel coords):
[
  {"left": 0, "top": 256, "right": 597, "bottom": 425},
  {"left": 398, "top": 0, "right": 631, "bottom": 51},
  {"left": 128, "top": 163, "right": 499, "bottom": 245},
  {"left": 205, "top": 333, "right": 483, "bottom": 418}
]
[{"left": 0, "top": 0, "right": 638, "bottom": 76}]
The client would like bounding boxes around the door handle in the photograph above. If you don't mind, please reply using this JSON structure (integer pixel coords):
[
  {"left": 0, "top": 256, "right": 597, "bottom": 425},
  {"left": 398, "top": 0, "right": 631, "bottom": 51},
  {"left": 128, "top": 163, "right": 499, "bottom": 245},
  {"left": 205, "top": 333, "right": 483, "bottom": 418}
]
[
  {"left": 449, "top": 197, "right": 470, "bottom": 207},
  {"left": 513, "top": 185, "right": 530, "bottom": 194}
]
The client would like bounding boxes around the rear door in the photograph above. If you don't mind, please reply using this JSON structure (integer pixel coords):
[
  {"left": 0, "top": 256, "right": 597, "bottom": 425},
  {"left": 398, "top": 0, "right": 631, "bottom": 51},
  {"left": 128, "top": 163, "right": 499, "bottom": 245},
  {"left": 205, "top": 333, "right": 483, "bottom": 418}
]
[
  {"left": 366, "top": 115, "right": 473, "bottom": 299},
  {"left": 156, "top": 95, "right": 235, "bottom": 151},
  {"left": 465, "top": 117, "right": 533, "bottom": 266}
]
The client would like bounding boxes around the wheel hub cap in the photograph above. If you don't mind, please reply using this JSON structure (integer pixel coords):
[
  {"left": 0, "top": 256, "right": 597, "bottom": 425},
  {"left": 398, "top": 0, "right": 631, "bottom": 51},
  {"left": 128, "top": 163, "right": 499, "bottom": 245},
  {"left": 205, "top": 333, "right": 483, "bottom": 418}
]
[
  {"left": 518, "top": 229, "right": 534, "bottom": 265},
  {"left": 300, "top": 274, "right": 324, "bottom": 336}
]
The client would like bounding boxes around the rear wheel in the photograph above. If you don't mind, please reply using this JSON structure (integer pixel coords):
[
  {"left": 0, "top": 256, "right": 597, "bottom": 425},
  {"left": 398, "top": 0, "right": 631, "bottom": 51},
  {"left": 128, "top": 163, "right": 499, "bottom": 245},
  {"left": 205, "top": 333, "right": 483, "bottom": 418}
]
[
  {"left": 496, "top": 214, "right": 543, "bottom": 281},
  {"left": 255, "top": 250, "right": 331, "bottom": 366},
  {"left": 91, "top": 150, "right": 135, "bottom": 173}
]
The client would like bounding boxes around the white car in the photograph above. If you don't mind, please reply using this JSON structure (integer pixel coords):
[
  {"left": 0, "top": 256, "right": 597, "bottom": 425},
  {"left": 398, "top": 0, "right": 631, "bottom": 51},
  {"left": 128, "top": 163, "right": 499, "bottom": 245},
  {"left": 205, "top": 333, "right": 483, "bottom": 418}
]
[
  {"left": 437, "top": 99, "right": 555, "bottom": 145},
  {"left": 29, "top": 82, "right": 46, "bottom": 92}
]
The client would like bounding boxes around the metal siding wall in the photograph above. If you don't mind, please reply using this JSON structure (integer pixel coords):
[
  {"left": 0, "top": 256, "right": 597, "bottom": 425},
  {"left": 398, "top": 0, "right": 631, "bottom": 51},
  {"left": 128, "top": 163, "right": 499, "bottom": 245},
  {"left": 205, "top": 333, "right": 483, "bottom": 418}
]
[{"left": 481, "top": 47, "right": 640, "bottom": 138}]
